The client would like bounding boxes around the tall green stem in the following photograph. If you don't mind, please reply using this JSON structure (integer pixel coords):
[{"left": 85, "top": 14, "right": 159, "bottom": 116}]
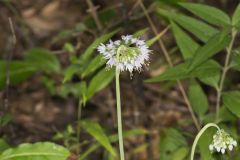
[
  {"left": 115, "top": 69, "right": 125, "bottom": 160},
  {"left": 215, "top": 30, "right": 237, "bottom": 121},
  {"left": 191, "top": 123, "right": 221, "bottom": 160}
]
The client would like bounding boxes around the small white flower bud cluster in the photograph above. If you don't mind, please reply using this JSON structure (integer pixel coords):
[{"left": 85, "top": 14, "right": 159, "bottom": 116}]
[
  {"left": 209, "top": 129, "right": 237, "bottom": 154},
  {"left": 97, "top": 35, "right": 150, "bottom": 73}
]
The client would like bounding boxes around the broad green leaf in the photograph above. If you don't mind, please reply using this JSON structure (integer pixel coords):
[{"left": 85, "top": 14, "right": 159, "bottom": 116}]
[
  {"left": 180, "top": 3, "right": 231, "bottom": 27},
  {"left": 0, "top": 61, "right": 36, "bottom": 90},
  {"left": 87, "top": 68, "right": 115, "bottom": 99},
  {"left": 0, "top": 139, "right": 10, "bottom": 153},
  {"left": 157, "top": 9, "right": 218, "bottom": 42},
  {"left": 233, "top": 4, "right": 240, "bottom": 25},
  {"left": 223, "top": 91, "right": 240, "bottom": 117},
  {"left": 198, "top": 69, "right": 220, "bottom": 88},
  {"left": 146, "top": 60, "right": 220, "bottom": 82},
  {"left": 0, "top": 142, "right": 70, "bottom": 160},
  {"left": 24, "top": 48, "right": 60, "bottom": 73},
  {"left": 188, "top": 80, "right": 208, "bottom": 117},
  {"left": 188, "top": 32, "right": 231, "bottom": 72},
  {"left": 81, "top": 55, "right": 105, "bottom": 78},
  {"left": 63, "top": 64, "right": 82, "bottom": 83},
  {"left": 81, "top": 120, "right": 116, "bottom": 156},
  {"left": 81, "top": 29, "right": 120, "bottom": 61},
  {"left": 159, "top": 128, "right": 187, "bottom": 160},
  {"left": 171, "top": 21, "right": 199, "bottom": 59},
  {"left": 133, "top": 28, "right": 149, "bottom": 38},
  {"left": 172, "top": 147, "right": 189, "bottom": 160},
  {"left": 218, "top": 106, "right": 236, "bottom": 122}
]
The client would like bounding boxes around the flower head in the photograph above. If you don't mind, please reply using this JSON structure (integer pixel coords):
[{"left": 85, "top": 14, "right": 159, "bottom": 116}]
[
  {"left": 97, "top": 35, "right": 150, "bottom": 73},
  {"left": 209, "top": 129, "right": 237, "bottom": 154}
]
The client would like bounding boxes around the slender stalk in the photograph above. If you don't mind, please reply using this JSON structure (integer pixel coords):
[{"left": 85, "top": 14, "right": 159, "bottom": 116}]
[
  {"left": 215, "top": 30, "right": 237, "bottom": 121},
  {"left": 191, "top": 123, "right": 221, "bottom": 160},
  {"left": 139, "top": 0, "right": 201, "bottom": 130},
  {"left": 77, "top": 99, "right": 82, "bottom": 156},
  {"left": 115, "top": 69, "right": 125, "bottom": 160}
]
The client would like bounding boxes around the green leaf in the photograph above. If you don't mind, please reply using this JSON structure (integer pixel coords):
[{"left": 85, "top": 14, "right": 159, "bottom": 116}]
[
  {"left": 63, "top": 42, "right": 75, "bottom": 53},
  {"left": 233, "top": 4, "right": 240, "bottom": 25},
  {"left": 171, "top": 21, "right": 199, "bottom": 59},
  {"left": 87, "top": 68, "right": 115, "bottom": 99},
  {"left": 188, "top": 32, "right": 231, "bottom": 72},
  {"left": 179, "top": 3, "right": 231, "bottom": 27},
  {"left": 81, "top": 29, "right": 120, "bottom": 61},
  {"left": 159, "top": 128, "right": 187, "bottom": 160},
  {"left": 198, "top": 69, "right": 220, "bottom": 88},
  {"left": 223, "top": 91, "right": 240, "bottom": 117},
  {"left": 0, "top": 60, "right": 36, "bottom": 90},
  {"left": 146, "top": 60, "right": 220, "bottom": 82},
  {"left": 172, "top": 147, "right": 189, "bottom": 160},
  {"left": 63, "top": 64, "right": 82, "bottom": 83},
  {"left": 188, "top": 80, "right": 208, "bottom": 117},
  {"left": 0, "top": 139, "right": 10, "bottom": 153},
  {"left": 81, "top": 120, "right": 116, "bottom": 156},
  {"left": 133, "top": 28, "right": 149, "bottom": 38},
  {"left": 146, "top": 28, "right": 168, "bottom": 46},
  {"left": 218, "top": 106, "right": 236, "bottom": 122},
  {"left": 157, "top": 9, "right": 218, "bottom": 42},
  {"left": 81, "top": 55, "right": 105, "bottom": 78},
  {"left": 0, "top": 142, "right": 70, "bottom": 160},
  {"left": 24, "top": 48, "right": 60, "bottom": 73}
]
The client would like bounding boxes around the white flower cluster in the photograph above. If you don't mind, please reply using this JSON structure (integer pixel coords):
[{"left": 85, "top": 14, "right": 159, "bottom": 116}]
[
  {"left": 97, "top": 35, "right": 150, "bottom": 73},
  {"left": 209, "top": 129, "right": 237, "bottom": 154}
]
